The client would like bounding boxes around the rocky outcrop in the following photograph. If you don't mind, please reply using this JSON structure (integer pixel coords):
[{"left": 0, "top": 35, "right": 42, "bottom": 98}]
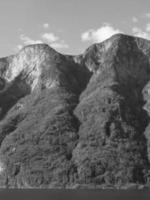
[{"left": 0, "top": 34, "right": 150, "bottom": 188}]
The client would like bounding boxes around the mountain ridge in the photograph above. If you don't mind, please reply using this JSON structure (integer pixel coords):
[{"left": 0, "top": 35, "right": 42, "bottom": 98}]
[{"left": 0, "top": 33, "right": 150, "bottom": 188}]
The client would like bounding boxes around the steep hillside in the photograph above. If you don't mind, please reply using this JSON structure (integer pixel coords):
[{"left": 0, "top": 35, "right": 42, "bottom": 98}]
[
  {"left": 0, "top": 34, "right": 150, "bottom": 188},
  {"left": 73, "top": 34, "right": 150, "bottom": 188}
]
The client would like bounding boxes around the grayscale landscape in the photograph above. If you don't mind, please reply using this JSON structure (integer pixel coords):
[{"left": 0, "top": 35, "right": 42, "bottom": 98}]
[
  {"left": 0, "top": 34, "right": 150, "bottom": 188},
  {"left": 1, "top": 0, "right": 150, "bottom": 194}
]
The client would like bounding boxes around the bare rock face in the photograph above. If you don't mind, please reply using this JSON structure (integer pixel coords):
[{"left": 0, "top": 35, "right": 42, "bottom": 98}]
[{"left": 0, "top": 34, "right": 150, "bottom": 188}]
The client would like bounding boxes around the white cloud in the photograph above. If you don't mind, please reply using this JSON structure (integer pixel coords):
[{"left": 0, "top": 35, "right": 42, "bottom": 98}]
[
  {"left": 20, "top": 34, "right": 43, "bottom": 45},
  {"left": 18, "top": 32, "right": 69, "bottom": 50},
  {"left": 132, "top": 17, "right": 138, "bottom": 23},
  {"left": 81, "top": 24, "right": 122, "bottom": 43},
  {"left": 43, "top": 23, "right": 49, "bottom": 29},
  {"left": 51, "top": 41, "right": 69, "bottom": 49},
  {"left": 132, "top": 27, "right": 150, "bottom": 40},
  {"left": 17, "top": 45, "right": 23, "bottom": 50},
  {"left": 146, "top": 23, "right": 150, "bottom": 32},
  {"left": 131, "top": 14, "right": 150, "bottom": 40},
  {"left": 41, "top": 32, "right": 69, "bottom": 49},
  {"left": 144, "top": 13, "right": 150, "bottom": 18},
  {"left": 41, "top": 33, "right": 59, "bottom": 43}
]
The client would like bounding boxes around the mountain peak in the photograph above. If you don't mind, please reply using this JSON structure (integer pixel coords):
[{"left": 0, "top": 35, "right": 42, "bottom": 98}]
[{"left": 0, "top": 34, "right": 150, "bottom": 188}]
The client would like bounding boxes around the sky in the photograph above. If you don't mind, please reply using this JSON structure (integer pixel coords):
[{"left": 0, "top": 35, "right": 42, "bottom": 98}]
[{"left": 1, "top": 0, "right": 150, "bottom": 56}]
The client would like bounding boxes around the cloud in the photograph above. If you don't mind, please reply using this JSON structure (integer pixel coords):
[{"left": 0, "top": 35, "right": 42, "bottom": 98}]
[
  {"left": 43, "top": 23, "right": 49, "bottom": 29},
  {"left": 81, "top": 24, "right": 122, "bottom": 43},
  {"left": 132, "top": 17, "right": 138, "bottom": 23},
  {"left": 146, "top": 23, "right": 150, "bottom": 32},
  {"left": 17, "top": 45, "right": 23, "bottom": 50},
  {"left": 51, "top": 41, "right": 69, "bottom": 49},
  {"left": 18, "top": 31, "right": 69, "bottom": 50},
  {"left": 132, "top": 26, "right": 150, "bottom": 40},
  {"left": 144, "top": 13, "right": 150, "bottom": 18},
  {"left": 131, "top": 14, "right": 150, "bottom": 40},
  {"left": 41, "top": 32, "right": 68, "bottom": 48},
  {"left": 20, "top": 34, "right": 43, "bottom": 45},
  {"left": 41, "top": 33, "right": 59, "bottom": 43}
]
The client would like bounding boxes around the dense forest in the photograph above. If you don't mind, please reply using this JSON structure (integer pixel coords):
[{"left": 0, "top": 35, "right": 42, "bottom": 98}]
[{"left": 0, "top": 34, "right": 149, "bottom": 188}]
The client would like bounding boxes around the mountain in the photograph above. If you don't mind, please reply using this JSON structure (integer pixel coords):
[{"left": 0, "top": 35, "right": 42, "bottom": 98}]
[{"left": 0, "top": 34, "right": 150, "bottom": 188}]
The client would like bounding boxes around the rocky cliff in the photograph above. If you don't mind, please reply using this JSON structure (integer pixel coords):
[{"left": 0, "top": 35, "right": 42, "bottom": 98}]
[{"left": 0, "top": 34, "right": 150, "bottom": 188}]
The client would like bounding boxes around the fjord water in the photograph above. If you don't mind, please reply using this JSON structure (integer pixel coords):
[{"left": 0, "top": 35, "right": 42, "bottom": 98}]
[{"left": 0, "top": 190, "right": 149, "bottom": 200}]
